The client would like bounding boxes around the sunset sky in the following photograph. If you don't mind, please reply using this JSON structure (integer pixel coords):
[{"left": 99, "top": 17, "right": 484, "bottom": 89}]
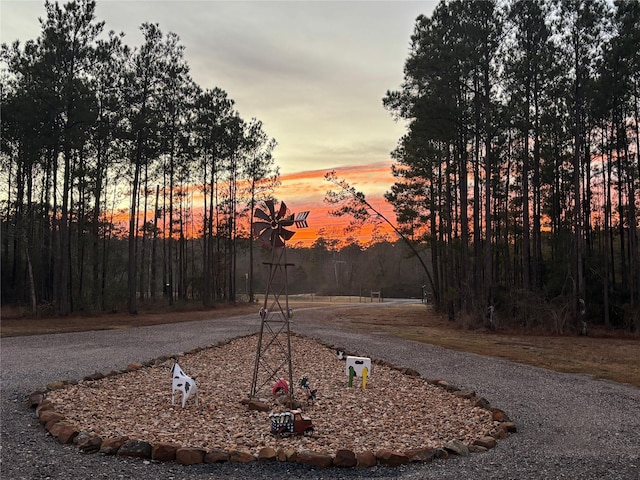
[
  {"left": 2, "top": 0, "right": 438, "bottom": 245},
  {"left": 274, "top": 161, "right": 398, "bottom": 247}
]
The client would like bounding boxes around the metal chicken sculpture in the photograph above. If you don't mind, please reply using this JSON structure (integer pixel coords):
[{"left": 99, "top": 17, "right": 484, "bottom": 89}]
[{"left": 249, "top": 200, "right": 309, "bottom": 401}]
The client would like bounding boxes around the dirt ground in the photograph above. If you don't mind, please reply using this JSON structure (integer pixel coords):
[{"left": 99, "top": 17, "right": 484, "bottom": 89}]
[
  {"left": 0, "top": 303, "right": 259, "bottom": 337},
  {"left": 2, "top": 301, "right": 638, "bottom": 388}
]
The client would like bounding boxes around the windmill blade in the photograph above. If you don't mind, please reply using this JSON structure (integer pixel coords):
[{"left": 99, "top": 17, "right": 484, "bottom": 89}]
[
  {"left": 259, "top": 228, "right": 273, "bottom": 246},
  {"left": 253, "top": 220, "right": 271, "bottom": 237},
  {"left": 277, "top": 202, "right": 288, "bottom": 220},
  {"left": 280, "top": 227, "right": 295, "bottom": 242},
  {"left": 253, "top": 220, "right": 271, "bottom": 231},
  {"left": 254, "top": 208, "right": 271, "bottom": 222},
  {"left": 273, "top": 231, "right": 287, "bottom": 247},
  {"left": 265, "top": 200, "right": 276, "bottom": 218},
  {"left": 270, "top": 230, "right": 279, "bottom": 247}
]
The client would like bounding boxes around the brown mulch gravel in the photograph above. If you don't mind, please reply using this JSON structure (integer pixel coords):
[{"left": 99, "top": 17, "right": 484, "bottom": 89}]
[{"left": 45, "top": 334, "right": 498, "bottom": 457}]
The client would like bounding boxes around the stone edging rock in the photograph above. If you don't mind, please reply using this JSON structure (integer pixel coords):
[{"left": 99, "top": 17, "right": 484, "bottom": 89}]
[{"left": 28, "top": 334, "right": 516, "bottom": 469}]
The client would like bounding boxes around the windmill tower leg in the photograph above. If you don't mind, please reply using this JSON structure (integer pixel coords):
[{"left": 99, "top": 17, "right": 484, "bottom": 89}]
[{"left": 249, "top": 245, "right": 295, "bottom": 401}]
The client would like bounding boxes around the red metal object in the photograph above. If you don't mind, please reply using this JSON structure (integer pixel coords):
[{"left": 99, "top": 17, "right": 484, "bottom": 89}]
[
  {"left": 269, "top": 410, "right": 314, "bottom": 436},
  {"left": 272, "top": 378, "right": 289, "bottom": 396}
]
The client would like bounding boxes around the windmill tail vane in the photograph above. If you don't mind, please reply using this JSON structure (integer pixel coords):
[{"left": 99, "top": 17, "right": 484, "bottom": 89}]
[{"left": 294, "top": 211, "right": 309, "bottom": 229}]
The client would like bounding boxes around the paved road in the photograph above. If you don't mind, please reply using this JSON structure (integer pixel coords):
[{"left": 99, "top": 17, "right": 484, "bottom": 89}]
[{"left": 1, "top": 301, "right": 639, "bottom": 479}]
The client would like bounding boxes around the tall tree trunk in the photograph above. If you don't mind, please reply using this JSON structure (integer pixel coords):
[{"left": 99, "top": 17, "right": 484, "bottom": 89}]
[
  {"left": 601, "top": 139, "right": 611, "bottom": 327},
  {"left": 202, "top": 161, "right": 211, "bottom": 306},
  {"left": 573, "top": 49, "right": 585, "bottom": 325},
  {"left": 459, "top": 144, "right": 470, "bottom": 312},
  {"left": 168, "top": 152, "right": 175, "bottom": 306},
  {"left": 583, "top": 130, "right": 593, "bottom": 258},
  {"left": 178, "top": 186, "right": 186, "bottom": 300},
  {"left": 633, "top": 90, "right": 640, "bottom": 315},
  {"left": 44, "top": 146, "right": 56, "bottom": 304},
  {"left": 151, "top": 185, "right": 160, "bottom": 299},
  {"left": 616, "top": 123, "right": 627, "bottom": 291},
  {"left": 607, "top": 117, "right": 617, "bottom": 284},
  {"left": 532, "top": 85, "right": 542, "bottom": 290},
  {"left": 472, "top": 81, "right": 481, "bottom": 307},
  {"left": 92, "top": 140, "right": 104, "bottom": 311},
  {"left": 140, "top": 164, "right": 149, "bottom": 301},
  {"left": 504, "top": 138, "right": 513, "bottom": 290},
  {"left": 483, "top": 62, "right": 493, "bottom": 309},
  {"left": 624, "top": 143, "right": 638, "bottom": 309},
  {"left": 25, "top": 240, "right": 37, "bottom": 313},
  {"left": 128, "top": 133, "right": 143, "bottom": 314},
  {"left": 429, "top": 162, "right": 441, "bottom": 308},
  {"left": 58, "top": 129, "right": 72, "bottom": 315},
  {"left": 445, "top": 147, "right": 455, "bottom": 319},
  {"left": 522, "top": 82, "right": 531, "bottom": 291},
  {"left": 209, "top": 157, "right": 217, "bottom": 302},
  {"left": 472, "top": 134, "right": 481, "bottom": 305}
]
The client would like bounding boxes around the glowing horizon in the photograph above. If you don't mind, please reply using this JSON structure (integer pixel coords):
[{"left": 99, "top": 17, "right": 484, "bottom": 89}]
[
  {"left": 273, "top": 161, "right": 398, "bottom": 247},
  {"left": 106, "top": 161, "right": 400, "bottom": 248}
]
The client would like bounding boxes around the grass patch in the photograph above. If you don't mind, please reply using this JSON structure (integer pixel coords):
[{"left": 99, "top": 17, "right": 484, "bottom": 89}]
[{"left": 332, "top": 303, "right": 640, "bottom": 388}]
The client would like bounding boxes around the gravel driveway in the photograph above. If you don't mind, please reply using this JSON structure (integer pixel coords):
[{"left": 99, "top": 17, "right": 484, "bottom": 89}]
[{"left": 2, "top": 301, "right": 639, "bottom": 479}]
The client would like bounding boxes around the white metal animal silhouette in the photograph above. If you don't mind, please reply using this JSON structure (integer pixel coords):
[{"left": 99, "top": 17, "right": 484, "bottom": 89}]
[{"left": 170, "top": 362, "right": 198, "bottom": 408}]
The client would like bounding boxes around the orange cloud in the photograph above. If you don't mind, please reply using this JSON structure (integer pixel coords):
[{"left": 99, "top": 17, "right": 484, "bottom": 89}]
[{"left": 274, "top": 161, "right": 398, "bottom": 247}]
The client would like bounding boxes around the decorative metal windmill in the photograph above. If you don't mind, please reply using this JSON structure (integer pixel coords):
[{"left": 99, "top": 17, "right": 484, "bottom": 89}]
[{"left": 249, "top": 200, "right": 309, "bottom": 401}]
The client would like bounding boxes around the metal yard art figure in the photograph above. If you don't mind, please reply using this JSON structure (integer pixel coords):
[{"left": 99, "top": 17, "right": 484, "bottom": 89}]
[
  {"left": 249, "top": 200, "right": 309, "bottom": 401},
  {"left": 170, "top": 361, "right": 198, "bottom": 408}
]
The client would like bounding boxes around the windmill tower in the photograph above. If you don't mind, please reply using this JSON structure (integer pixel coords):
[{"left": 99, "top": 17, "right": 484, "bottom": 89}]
[{"left": 250, "top": 200, "right": 309, "bottom": 400}]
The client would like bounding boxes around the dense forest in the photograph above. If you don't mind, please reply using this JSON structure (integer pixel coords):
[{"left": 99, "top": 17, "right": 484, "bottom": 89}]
[
  {"left": 378, "top": 0, "right": 639, "bottom": 332},
  {"left": 2, "top": 0, "right": 639, "bottom": 334}
]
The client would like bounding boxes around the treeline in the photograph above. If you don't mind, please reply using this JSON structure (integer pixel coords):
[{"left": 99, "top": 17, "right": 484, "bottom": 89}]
[
  {"left": 382, "top": 0, "right": 639, "bottom": 332},
  {"left": 3, "top": 0, "right": 639, "bottom": 334},
  {"left": 1, "top": 0, "right": 281, "bottom": 314}
]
